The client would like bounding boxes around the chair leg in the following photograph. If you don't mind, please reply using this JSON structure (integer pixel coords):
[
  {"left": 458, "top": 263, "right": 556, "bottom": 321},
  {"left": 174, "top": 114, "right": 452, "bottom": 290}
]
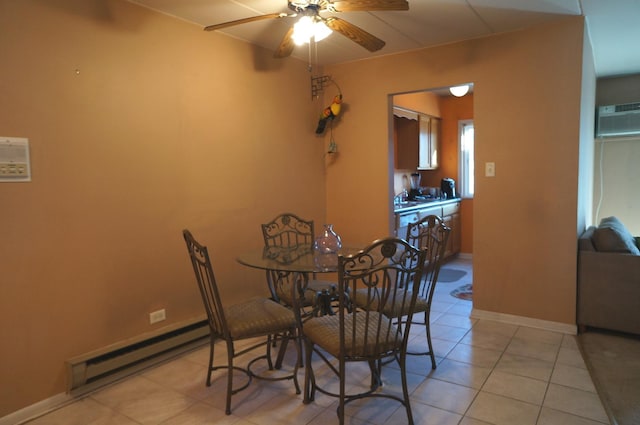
[
  {"left": 425, "top": 312, "right": 437, "bottom": 370},
  {"left": 296, "top": 327, "right": 304, "bottom": 368},
  {"left": 206, "top": 335, "right": 215, "bottom": 386},
  {"left": 265, "top": 335, "right": 275, "bottom": 370},
  {"left": 273, "top": 328, "right": 301, "bottom": 394},
  {"left": 338, "top": 357, "right": 346, "bottom": 425},
  {"left": 303, "top": 337, "right": 315, "bottom": 404},
  {"left": 274, "top": 332, "right": 289, "bottom": 370},
  {"left": 400, "top": 354, "right": 415, "bottom": 425},
  {"left": 225, "top": 341, "right": 234, "bottom": 415},
  {"left": 368, "top": 359, "right": 382, "bottom": 390},
  {"left": 291, "top": 329, "right": 301, "bottom": 394}
]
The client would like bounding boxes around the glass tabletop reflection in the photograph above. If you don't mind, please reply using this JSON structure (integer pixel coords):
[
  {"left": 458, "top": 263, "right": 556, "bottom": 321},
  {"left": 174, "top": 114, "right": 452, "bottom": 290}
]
[{"left": 237, "top": 245, "right": 361, "bottom": 273}]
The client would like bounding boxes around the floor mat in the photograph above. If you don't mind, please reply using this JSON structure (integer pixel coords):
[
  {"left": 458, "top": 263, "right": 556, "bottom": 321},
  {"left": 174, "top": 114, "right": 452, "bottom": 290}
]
[
  {"left": 578, "top": 330, "right": 640, "bottom": 425},
  {"left": 450, "top": 283, "right": 473, "bottom": 301},
  {"left": 438, "top": 268, "right": 468, "bottom": 283}
]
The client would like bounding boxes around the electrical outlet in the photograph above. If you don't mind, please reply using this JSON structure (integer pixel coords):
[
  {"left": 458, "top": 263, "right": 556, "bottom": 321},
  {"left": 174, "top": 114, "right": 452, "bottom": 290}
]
[{"left": 149, "top": 309, "right": 166, "bottom": 324}]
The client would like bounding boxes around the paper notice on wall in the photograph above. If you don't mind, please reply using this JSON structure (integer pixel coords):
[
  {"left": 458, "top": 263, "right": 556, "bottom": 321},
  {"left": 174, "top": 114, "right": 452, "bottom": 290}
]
[{"left": 0, "top": 137, "right": 31, "bottom": 182}]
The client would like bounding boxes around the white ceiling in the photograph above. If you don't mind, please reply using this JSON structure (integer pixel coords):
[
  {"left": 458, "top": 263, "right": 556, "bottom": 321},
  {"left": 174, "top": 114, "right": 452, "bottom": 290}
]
[{"left": 129, "top": 0, "right": 640, "bottom": 77}]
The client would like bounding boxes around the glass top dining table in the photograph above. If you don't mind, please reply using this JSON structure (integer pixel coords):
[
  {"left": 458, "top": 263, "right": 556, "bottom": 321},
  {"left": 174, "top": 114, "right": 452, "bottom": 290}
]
[
  {"left": 236, "top": 245, "right": 361, "bottom": 273},
  {"left": 237, "top": 245, "right": 364, "bottom": 317}
]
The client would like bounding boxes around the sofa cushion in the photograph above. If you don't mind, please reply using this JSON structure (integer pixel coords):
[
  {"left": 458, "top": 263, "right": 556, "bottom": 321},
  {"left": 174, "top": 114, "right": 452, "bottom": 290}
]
[{"left": 592, "top": 216, "right": 640, "bottom": 255}]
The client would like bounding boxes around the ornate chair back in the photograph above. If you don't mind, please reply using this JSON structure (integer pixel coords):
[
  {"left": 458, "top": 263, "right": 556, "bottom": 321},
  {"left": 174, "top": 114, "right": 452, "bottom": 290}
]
[
  {"left": 404, "top": 214, "right": 451, "bottom": 369},
  {"left": 261, "top": 213, "right": 335, "bottom": 316},
  {"left": 261, "top": 213, "right": 314, "bottom": 249},
  {"left": 302, "top": 237, "right": 427, "bottom": 425},
  {"left": 183, "top": 229, "right": 228, "bottom": 339},
  {"left": 405, "top": 214, "right": 451, "bottom": 299}
]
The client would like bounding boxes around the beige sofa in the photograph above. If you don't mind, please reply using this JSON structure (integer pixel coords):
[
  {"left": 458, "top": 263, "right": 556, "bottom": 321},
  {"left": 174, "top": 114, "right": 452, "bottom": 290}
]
[{"left": 577, "top": 217, "right": 640, "bottom": 335}]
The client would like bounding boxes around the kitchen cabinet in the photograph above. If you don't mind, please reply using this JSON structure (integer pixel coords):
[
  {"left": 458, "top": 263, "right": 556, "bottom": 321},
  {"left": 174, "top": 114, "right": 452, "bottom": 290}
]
[
  {"left": 394, "top": 106, "right": 440, "bottom": 170},
  {"left": 442, "top": 201, "right": 461, "bottom": 258},
  {"left": 394, "top": 113, "right": 418, "bottom": 170},
  {"left": 395, "top": 200, "right": 461, "bottom": 258},
  {"left": 396, "top": 210, "right": 419, "bottom": 240},
  {"left": 419, "top": 116, "right": 439, "bottom": 170},
  {"left": 395, "top": 205, "right": 441, "bottom": 240}
]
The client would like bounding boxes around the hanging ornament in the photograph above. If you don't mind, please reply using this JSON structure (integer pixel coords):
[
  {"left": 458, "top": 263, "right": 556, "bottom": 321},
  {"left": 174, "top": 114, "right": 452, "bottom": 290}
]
[
  {"left": 315, "top": 93, "right": 342, "bottom": 134},
  {"left": 328, "top": 129, "right": 338, "bottom": 154}
]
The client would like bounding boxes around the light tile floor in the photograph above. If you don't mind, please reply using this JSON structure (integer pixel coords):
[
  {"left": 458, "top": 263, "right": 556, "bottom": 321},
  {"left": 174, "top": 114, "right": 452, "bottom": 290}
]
[{"left": 25, "top": 258, "right": 611, "bottom": 425}]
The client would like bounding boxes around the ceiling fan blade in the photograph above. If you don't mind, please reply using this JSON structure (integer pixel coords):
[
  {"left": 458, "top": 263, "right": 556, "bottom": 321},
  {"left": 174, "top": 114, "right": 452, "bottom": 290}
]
[
  {"left": 325, "top": 0, "right": 409, "bottom": 12},
  {"left": 324, "top": 17, "right": 385, "bottom": 52},
  {"left": 204, "top": 13, "right": 291, "bottom": 31},
  {"left": 273, "top": 26, "right": 296, "bottom": 58}
]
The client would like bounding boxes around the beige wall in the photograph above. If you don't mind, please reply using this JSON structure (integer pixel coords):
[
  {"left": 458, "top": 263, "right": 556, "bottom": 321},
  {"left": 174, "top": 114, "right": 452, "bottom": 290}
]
[
  {"left": 394, "top": 91, "right": 441, "bottom": 118},
  {"left": 323, "top": 17, "right": 587, "bottom": 326},
  {"left": 0, "top": 0, "right": 327, "bottom": 416},
  {"left": 0, "top": 1, "right": 594, "bottom": 417}
]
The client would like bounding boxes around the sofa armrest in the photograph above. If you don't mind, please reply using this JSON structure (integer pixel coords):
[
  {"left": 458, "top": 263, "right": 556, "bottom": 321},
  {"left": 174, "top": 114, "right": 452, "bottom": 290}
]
[
  {"left": 577, "top": 250, "right": 640, "bottom": 335},
  {"left": 578, "top": 226, "right": 597, "bottom": 251}
]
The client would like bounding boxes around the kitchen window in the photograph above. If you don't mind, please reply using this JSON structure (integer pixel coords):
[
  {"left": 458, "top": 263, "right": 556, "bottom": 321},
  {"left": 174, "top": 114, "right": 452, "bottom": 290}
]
[{"left": 459, "top": 120, "right": 474, "bottom": 198}]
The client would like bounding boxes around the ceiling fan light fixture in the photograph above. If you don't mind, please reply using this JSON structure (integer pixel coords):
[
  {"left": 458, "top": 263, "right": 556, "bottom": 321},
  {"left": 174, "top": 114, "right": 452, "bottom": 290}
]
[
  {"left": 313, "top": 20, "right": 332, "bottom": 42},
  {"left": 292, "top": 16, "right": 332, "bottom": 45},
  {"left": 449, "top": 85, "right": 470, "bottom": 97}
]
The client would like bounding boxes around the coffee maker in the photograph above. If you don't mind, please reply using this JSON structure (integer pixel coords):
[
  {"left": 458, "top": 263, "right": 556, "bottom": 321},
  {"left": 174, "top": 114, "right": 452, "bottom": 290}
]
[
  {"left": 408, "top": 173, "right": 422, "bottom": 200},
  {"left": 440, "top": 178, "right": 456, "bottom": 199}
]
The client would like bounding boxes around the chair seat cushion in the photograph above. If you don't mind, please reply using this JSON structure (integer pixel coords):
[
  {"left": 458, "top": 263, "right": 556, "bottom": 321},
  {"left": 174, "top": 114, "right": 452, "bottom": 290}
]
[
  {"left": 226, "top": 297, "right": 296, "bottom": 339},
  {"left": 304, "top": 311, "right": 402, "bottom": 357},
  {"left": 353, "top": 288, "right": 428, "bottom": 318}
]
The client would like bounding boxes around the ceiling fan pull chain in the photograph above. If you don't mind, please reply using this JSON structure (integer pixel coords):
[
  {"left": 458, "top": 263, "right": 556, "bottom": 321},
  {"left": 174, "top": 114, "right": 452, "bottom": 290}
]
[{"left": 314, "top": 38, "right": 319, "bottom": 68}]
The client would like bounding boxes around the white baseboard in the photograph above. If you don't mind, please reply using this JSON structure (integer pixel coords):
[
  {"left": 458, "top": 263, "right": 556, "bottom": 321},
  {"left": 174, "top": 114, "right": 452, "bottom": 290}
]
[
  {"left": 471, "top": 308, "right": 577, "bottom": 335},
  {"left": 0, "top": 392, "right": 75, "bottom": 425}
]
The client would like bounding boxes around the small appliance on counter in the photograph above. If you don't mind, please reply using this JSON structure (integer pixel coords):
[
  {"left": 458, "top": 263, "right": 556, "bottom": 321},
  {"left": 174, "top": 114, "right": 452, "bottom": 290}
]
[
  {"left": 408, "top": 172, "right": 422, "bottom": 200},
  {"left": 441, "top": 178, "right": 456, "bottom": 199}
]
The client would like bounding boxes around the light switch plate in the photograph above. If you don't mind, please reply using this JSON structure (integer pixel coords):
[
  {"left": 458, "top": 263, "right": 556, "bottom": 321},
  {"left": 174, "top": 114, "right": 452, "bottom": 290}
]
[{"left": 485, "top": 162, "right": 496, "bottom": 177}]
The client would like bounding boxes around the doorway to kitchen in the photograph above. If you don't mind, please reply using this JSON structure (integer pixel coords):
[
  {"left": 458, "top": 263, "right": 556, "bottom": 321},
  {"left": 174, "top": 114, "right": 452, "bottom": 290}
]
[{"left": 390, "top": 84, "right": 475, "bottom": 299}]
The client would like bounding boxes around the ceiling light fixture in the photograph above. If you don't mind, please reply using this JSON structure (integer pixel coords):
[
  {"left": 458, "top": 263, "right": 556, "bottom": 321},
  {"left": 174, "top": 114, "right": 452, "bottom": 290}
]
[
  {"left": 449, "top": 85, "right": 470, "bottom": 97},
  {"left": 292, "top": 16, "right": 332, "bottom": 45}
]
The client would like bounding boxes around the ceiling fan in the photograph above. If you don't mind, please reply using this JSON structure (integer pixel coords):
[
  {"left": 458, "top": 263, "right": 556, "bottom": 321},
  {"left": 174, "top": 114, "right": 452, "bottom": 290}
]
[{"left": 204, "top": 0, "right": 409, "bottom": 58}]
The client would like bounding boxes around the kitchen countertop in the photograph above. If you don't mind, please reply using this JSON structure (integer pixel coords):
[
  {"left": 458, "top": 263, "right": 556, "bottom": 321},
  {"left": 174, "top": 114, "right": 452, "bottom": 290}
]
[{"left": 394, "top": 197, "right": 461, "bottom": 213}]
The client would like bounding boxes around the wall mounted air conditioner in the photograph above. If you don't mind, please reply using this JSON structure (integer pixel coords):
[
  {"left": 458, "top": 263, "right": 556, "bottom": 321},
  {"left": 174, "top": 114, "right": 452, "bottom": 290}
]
[{"left": 596, "top": 102, "right": 640, "bottom": 137}]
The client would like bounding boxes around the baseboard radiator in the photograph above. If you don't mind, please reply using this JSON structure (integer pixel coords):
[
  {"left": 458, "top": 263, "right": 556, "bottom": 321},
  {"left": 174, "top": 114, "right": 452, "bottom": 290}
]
[{"left": 66, "top": 317, "right": 209, "bottom": 395}]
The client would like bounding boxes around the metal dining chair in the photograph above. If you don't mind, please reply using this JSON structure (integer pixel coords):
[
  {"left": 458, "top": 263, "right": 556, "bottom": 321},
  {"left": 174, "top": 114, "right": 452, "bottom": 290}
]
[
  {"left": 261, "top": 212, "right": 338, "bottom": 318},
  {"left": 348, "top": 216, "right": 450, "bottom": 370},
  {"left": 182, "top": 229, "right": 300, "bottom": 415},
  {"left": 301, "top": 237, "right": 427, "bottom": 425},
  {"left": 403, "top": 214, "right": 451, "bottom": 369}
]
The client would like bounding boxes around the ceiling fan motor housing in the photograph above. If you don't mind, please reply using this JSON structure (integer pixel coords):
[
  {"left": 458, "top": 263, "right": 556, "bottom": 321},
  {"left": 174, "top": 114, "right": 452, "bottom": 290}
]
[{"left": 289, "top": 1, "right": 321, "bottom": 14}]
